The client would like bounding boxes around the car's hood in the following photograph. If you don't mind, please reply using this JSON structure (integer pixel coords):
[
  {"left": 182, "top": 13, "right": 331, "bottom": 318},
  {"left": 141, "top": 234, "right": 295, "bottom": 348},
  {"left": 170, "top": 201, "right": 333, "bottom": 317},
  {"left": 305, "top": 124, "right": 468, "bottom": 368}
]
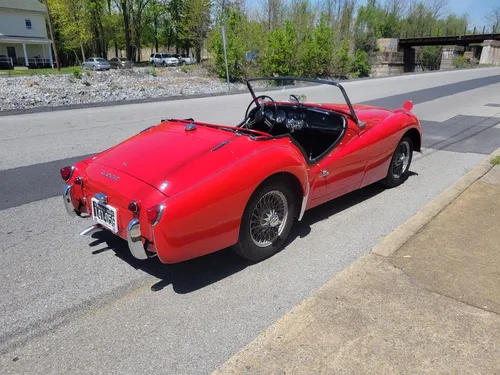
[{"left": 91, "top": 122, "right": 256, "bottom": 197}]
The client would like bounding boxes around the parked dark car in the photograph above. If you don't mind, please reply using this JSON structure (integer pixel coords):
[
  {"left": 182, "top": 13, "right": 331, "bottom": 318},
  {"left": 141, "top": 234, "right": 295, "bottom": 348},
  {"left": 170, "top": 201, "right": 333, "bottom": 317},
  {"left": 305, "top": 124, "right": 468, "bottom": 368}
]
[
  {"left": 0, "top": 54, "right": 14, "bottom": 70},
  {"left": 109, "top": 57, "right": 134, "bottom": 69}
]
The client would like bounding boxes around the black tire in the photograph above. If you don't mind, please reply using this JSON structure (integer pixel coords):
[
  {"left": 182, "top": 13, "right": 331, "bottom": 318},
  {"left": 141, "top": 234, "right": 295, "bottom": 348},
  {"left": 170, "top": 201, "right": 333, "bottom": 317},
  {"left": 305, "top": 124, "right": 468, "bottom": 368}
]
[
  {"left": 232, "top": 179, "right": 296, "bottom": 262},
  {"left": 382, "top": 136, "right": 413, "bottom": 188}
]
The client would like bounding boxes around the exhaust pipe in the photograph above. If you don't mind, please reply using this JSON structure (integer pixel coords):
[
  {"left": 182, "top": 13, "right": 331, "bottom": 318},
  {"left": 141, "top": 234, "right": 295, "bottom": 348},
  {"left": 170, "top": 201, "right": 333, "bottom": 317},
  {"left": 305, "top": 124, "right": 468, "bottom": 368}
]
[{"left": 80, "top": 224, "right": 103, "bottom": 236}]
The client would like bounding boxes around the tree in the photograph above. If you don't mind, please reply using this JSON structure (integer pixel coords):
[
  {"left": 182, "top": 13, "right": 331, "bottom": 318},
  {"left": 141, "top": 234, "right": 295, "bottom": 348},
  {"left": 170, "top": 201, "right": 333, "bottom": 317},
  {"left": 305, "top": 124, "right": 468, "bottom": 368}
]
[
  {"left": 208, "top": 7, "right": 246, "bottom": 80},
  {"left": 485, "top": 5, "right": 500, "bottom": 33},
  {"left": 47, "top": 0, "right": 92, "bottom": 62},
  {"left": 261, "top": 20, "right": 298, "bottom": 76},
  {"left": 181, "top": 0, "right": 211, "bottom": 62}
]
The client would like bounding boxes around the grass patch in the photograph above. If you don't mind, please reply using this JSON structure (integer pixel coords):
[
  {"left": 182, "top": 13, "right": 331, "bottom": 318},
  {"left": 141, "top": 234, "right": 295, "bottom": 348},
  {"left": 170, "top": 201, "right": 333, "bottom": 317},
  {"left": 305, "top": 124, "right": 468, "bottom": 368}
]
[
  {"left": 181, "top": 64, "right": 197, "bottom": 74},
  {"left": 491, "top": 155, "right": 500, "bottom": 166},
  {"left": 1, "top": 66, "right": 83, "bottom": 76}
]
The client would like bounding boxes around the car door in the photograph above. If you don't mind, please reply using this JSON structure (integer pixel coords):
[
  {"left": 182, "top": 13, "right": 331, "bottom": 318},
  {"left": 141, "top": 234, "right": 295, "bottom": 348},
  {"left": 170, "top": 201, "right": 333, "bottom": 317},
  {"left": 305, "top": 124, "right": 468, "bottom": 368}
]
[{"left": 316, "top": 125, "right": 368, "bottom": 203}]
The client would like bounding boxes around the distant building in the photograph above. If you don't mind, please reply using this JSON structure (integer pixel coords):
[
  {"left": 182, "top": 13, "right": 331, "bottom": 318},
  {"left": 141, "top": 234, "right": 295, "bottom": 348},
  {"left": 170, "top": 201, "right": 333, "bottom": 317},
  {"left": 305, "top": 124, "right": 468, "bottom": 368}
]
[{"left": 0, "top": 0, "right": 53, "bottom": 68}]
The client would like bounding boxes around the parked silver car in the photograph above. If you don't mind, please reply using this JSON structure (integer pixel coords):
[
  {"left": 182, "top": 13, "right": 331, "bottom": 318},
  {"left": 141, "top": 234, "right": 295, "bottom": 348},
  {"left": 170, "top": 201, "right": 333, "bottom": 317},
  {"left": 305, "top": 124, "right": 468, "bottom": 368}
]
[
  {"left": 82, "top": 57, "right": 111, "bottom": 71},
  {"left": 173, "top": 54, "right": 196, "bottom": 65},
  {"left": 109, "top": 57, "right": 133, "bottom": 69},
  {"left": 151, "top": 53, "right": 179, "bottom": 67}
]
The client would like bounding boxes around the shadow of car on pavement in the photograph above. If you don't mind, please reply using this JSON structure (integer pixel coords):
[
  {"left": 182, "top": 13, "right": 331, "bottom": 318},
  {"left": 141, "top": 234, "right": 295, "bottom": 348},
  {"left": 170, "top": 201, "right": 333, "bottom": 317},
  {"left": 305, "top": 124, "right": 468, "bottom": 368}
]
[{"left": 88, "top": 172, "right": 417, "bottom": 294}]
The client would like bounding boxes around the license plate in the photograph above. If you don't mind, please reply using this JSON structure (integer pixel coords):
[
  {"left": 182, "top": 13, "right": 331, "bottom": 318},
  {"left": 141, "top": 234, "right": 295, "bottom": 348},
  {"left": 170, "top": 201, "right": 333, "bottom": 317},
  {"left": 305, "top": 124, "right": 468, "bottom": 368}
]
[{"left": 91, "top": 198, "right": 118, "bottom": 233}]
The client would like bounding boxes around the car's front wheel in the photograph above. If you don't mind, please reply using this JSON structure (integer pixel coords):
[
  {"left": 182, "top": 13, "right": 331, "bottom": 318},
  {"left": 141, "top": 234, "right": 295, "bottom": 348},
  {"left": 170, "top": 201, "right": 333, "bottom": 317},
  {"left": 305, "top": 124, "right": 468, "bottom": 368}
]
[
  {"left": 382, "top": 136, "right": 413, "bottom": 187},
  {"left": 232, "top": 179, "right": 296, "bottom": 262}
]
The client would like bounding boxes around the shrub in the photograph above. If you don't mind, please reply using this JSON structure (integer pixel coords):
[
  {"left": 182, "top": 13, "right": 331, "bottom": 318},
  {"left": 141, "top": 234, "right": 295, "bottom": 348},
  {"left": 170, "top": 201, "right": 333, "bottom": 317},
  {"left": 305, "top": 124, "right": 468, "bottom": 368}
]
[
  {"left": 150, "top": 66, "right": 157, "bottom": 77},
  {"left": 453, "top": 56, "right": 468, "bottom": 68},
  {"left": 351, "top": 49, "right": 371, "bottom": 77},
  {"left": 72, "top": 70, "right": 82, "bottom": 79},
  {"left": 208, "top": 8, "right": 246, "bottom": 81}
]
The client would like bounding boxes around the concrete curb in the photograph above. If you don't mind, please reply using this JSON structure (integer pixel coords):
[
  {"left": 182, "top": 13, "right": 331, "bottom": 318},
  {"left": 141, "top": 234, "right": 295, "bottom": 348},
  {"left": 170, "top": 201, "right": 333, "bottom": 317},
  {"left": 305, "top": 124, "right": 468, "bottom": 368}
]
[{"left": 372, "top": 146, "right": 500, "bottom": 257}]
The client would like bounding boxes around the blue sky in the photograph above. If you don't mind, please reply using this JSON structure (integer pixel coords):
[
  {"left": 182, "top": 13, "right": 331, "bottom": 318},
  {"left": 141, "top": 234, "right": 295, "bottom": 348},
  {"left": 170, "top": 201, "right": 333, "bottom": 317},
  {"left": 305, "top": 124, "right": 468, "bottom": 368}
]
[{"left": 356, "top": 0, "right": 497, "bottom": 28}]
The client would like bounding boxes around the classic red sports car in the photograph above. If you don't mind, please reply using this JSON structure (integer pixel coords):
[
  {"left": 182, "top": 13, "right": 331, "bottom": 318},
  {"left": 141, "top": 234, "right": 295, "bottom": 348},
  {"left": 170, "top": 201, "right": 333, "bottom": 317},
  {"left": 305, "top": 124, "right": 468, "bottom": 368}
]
[{"left": 62, "top": 77, "right": 421, "bottom": 263}]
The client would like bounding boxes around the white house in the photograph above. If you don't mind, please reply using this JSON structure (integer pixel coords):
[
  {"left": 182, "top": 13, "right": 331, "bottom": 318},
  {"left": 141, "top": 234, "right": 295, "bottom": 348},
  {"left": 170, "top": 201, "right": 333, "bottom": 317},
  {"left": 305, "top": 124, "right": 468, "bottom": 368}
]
[{"left": 0, "top": 0, "right": 53, "bottom": 68}]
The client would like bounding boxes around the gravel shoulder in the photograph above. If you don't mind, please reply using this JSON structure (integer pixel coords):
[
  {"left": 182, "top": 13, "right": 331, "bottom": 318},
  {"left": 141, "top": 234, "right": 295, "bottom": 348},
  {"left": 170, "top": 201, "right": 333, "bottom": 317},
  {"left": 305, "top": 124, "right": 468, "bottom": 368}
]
[{"left": 0, "top": 66, "right": 249, "bottom": 112}]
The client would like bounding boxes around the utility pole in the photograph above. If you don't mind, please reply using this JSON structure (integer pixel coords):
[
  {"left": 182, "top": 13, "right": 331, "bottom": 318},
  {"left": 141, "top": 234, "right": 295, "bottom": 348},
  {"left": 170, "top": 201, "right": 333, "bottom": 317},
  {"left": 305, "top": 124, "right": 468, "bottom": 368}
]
[
  {"left": 44, "top": 0, "right": 60, "bottom": 70},
  {"left": 221, "top": 25, "right": 230, "bottom": 92}
]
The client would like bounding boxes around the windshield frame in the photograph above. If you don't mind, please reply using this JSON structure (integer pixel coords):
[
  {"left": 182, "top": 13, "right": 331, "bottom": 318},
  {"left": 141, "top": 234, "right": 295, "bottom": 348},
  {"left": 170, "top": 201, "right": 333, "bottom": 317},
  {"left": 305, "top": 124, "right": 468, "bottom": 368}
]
[{"left": 246, "top": 77, "right": 364, "bottom": 128}]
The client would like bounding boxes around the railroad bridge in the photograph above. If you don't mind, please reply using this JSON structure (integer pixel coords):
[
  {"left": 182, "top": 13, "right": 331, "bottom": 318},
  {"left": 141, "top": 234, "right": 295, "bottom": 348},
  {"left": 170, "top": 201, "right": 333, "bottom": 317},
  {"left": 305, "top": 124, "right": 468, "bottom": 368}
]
[{"left": 372, "top": 29, "right": 500, "bottom": 76}]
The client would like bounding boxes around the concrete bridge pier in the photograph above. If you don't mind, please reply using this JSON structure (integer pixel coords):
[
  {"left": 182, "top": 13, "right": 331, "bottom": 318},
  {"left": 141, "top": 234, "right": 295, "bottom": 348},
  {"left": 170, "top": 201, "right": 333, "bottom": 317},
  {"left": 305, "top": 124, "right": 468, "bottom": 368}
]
[
  {"left": 440, "top": 46, "right": 464, "bottom": 69},
  {"left": 479, "top": 40, "right": 500, "bottom": 66}
]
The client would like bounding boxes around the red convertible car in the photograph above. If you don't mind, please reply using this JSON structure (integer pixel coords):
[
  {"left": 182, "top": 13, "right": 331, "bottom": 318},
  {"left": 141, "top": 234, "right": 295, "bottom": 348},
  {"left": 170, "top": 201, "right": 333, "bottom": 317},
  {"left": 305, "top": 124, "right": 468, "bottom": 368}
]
[{"left": 62, "top": 77, "right": 421, "bottom": 263}]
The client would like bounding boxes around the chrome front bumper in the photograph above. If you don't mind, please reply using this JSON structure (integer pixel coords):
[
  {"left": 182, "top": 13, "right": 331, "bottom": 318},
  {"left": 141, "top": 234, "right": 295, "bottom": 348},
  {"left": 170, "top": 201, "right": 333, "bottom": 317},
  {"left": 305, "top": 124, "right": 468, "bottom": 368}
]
[{"left": 64, "top": 185, "right": 149, "bottom": 260}]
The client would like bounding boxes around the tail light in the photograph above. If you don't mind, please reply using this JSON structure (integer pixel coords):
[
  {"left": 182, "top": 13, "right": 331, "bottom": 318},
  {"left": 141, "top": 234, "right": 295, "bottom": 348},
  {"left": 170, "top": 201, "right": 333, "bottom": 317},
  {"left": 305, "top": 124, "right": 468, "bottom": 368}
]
[
  {"left": 146, "top": 204, "right": 165, "bottom": 226},
  {"left": 60, "top": 165, "right": 74, "bottom": 182}
]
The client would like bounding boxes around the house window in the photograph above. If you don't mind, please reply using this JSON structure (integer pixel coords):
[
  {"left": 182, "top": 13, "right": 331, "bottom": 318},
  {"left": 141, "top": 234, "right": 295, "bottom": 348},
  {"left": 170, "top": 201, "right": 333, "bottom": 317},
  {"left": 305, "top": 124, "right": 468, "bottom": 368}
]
[{"left": 25, "top": 19, "right": 32, "bottom": 29}]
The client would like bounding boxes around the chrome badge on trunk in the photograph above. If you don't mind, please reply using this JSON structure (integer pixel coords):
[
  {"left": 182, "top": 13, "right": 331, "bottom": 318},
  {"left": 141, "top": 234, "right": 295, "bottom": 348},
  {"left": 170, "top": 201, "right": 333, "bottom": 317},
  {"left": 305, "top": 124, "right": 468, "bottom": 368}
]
[{"left": 101, "top": 170, "right": 120, "bottom": 181}]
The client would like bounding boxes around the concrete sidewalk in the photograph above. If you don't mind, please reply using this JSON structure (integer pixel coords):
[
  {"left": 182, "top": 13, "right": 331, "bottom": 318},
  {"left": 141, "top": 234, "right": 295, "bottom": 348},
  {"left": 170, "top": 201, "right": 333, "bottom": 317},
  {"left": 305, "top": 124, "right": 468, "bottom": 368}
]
[{"left": 213, "top": 163, "right": 500, "bottom": 374}]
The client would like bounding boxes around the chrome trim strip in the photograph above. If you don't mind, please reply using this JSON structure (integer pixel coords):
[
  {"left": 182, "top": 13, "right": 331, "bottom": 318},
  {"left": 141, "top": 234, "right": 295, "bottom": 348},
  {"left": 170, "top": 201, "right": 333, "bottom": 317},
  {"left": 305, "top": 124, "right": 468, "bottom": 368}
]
[
  {"left": 63, "top": 184, "right": 79, "bottom": 217},
  {"left": 127, "top": 219, "right": 148, "bottom": 260},
  {"left": 152, "top": 204, "right": 165, "bottom": 226},
  {"left": 80, "top": 224, "right": 102, "bottom": 236},
  {"left": 298, "top": 178, "right": 310, "bottom": 222}
]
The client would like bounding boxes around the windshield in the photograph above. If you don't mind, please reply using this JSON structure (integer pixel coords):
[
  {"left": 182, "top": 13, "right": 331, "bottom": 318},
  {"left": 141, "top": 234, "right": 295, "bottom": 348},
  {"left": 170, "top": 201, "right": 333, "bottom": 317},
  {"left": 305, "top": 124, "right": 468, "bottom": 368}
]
[
  {"left": 247, "top": 77, "right": 360, "bottom": 125},
  {"left": 95, "top": 58, "right": 107, "bottom": 62}
]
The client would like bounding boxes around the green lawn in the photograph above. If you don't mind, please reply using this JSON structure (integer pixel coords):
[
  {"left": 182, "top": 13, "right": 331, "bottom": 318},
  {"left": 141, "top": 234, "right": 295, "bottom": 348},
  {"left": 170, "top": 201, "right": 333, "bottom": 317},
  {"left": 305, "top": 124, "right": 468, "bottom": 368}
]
[{"left": 0, "top": 66, "right": 82, "bottom": 76}]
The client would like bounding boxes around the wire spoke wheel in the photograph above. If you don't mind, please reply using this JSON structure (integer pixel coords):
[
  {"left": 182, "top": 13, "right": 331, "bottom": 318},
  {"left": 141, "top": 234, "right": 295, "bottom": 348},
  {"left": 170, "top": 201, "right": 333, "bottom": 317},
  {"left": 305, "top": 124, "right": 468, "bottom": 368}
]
[
  {"left": 250, "top": 190, "right": 288, "bottom": 248},
  {"left": 392, "top": 140, "right": 410, "bottom": 179}
]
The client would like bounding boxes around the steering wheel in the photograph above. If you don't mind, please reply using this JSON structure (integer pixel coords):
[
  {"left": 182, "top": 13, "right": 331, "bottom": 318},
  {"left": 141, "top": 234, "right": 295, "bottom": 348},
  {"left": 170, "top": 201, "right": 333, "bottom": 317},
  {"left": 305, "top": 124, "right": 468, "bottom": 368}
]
[{"left": 243, "top": 95, "right": 278, "bottom": 133}]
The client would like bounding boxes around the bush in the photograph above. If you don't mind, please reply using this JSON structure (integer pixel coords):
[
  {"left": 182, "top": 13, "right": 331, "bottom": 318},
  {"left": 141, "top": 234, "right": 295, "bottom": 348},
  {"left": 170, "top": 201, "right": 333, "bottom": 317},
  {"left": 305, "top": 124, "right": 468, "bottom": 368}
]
[
  {"left": 453, "top": 56, "right": 468, "bottom": 68},
  {"left": 351, "top": 49, "right": 371, "bottom": 77},
  {"left": 150, "top": 66, "right": 157, "bottom": 77},
  {"left": 72, "top": 70, "right": 82, "bottom": 79},
  {"left": 208, "top": 8, "right": 246, "bottom": 81},
  {"left": 260, "top": 20, "right": 298, "bottom": 77}
]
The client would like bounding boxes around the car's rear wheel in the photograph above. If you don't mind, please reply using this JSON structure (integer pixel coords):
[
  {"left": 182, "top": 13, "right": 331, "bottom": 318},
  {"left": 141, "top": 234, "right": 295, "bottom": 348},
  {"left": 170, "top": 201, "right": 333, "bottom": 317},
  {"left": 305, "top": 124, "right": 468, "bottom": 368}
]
[
  {"left": 232, "top": 179, "right": 296, "bottom": 262},
  {"left": 382, "top": 136, "right": 413, "bottom": 187}
]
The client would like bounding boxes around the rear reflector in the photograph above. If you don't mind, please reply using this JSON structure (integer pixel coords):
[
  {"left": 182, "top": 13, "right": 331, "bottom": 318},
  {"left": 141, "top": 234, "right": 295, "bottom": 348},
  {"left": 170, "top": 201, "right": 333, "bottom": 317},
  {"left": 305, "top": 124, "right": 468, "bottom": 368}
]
[
  {"left": 128, "top": 201, "right": 139, "bottom": 213},
  {"left": 60, "top": 165, "right": 74, "bottom": 182},
  {"left": 146, "top": 203, "right": 165, "bottom": 226}
]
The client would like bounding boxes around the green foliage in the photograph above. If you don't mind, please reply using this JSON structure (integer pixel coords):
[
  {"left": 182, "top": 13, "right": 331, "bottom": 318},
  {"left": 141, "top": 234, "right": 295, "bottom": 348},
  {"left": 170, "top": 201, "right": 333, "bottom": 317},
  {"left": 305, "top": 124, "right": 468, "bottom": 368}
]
[
  {"left": 208, "top": 8, "right": 247, "bottom": 81},
  {"left": 72, "top": 70, "right": 82, "bottom": 79},
  {"left": 333, "top": 39, "right": 351, "bottom": 77},
  {"left": 260, "top": 20, "right": 298, "bottom": 77},
  {"left": 421, "top": 46, "right": 442, "bottom": 70},
  {"left": 453, "top": 56, "right": 468, "bottom": 68},
  {"left": 351, "top": 49, "right": 371, "bottom": 77},
  {"left": 491, "top": 155, "right": 500, "bottom": 166},
  {"left": 150, "top": 66, "right": 157, "bottom": 77}
]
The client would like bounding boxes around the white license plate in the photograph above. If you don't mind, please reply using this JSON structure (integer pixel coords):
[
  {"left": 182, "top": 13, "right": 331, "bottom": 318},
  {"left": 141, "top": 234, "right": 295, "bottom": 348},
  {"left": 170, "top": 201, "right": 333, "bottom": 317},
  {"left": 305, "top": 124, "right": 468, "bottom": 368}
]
[{"left": 91, "top": 198, "right": 118, "bottom": 233}]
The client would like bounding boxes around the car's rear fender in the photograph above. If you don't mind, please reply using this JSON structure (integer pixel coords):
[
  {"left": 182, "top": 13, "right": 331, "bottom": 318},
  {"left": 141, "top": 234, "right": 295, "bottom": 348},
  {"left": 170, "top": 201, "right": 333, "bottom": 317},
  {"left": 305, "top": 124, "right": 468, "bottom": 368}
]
[{"left": 151, "top": 143, "right": 309, "bottom": 263}]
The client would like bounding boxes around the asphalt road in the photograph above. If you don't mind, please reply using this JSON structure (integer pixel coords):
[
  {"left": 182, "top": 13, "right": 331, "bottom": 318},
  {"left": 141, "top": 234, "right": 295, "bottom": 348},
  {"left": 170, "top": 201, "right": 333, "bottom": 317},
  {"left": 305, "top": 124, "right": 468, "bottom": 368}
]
[{"left": 1, "top": 67, "right": 500, "bottom": 374}]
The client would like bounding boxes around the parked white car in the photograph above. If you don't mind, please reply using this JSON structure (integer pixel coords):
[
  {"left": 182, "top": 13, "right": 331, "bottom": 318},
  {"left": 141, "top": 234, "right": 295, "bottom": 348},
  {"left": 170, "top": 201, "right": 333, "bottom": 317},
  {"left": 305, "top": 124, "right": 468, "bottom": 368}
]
[
  {"left": 151, "top": 53, "right": 179, "bottom": 67},
  {"left": 173, "top": 54, "right": 196, "bottom": 65}
]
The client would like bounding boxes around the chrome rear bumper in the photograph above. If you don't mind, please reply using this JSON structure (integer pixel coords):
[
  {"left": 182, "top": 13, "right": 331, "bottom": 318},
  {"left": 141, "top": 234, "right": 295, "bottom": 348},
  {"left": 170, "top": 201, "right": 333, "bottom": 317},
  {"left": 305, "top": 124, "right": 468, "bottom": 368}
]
[
  {"left": 63, "top": 184, "right": 79, "bottom": 216},
  {"left": 64, "top": 185, "right": 150, "bottom": 260},
  {"left": 127, "top": 219, "right": 148, "bottom": 260}
]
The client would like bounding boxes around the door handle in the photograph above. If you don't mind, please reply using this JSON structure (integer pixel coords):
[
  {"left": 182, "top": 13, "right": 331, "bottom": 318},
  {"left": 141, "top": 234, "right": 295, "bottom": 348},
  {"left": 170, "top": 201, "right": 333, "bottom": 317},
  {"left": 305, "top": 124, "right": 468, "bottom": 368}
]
[{"left": 320, "top": 170, "right": 329, "bottom": 177}]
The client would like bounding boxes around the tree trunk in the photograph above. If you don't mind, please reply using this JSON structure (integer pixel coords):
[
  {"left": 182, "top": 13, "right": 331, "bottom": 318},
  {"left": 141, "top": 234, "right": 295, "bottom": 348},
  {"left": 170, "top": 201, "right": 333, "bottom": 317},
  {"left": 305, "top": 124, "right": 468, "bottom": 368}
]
[
  {"left": 121, "top": 1, "right": 132, "bottom": 60},
  {"left": 80, "top": 43, "right": 86, "bottom": 62}
]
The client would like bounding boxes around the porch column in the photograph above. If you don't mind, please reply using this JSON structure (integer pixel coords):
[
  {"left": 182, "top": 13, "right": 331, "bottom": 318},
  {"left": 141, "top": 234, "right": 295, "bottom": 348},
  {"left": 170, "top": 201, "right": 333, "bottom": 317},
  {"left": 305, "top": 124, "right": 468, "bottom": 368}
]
[
  {"left": 22, "top": 43, "right": 28, "bottom": 67},
  {"left": 48, "top": 44, "right": 54, "bottom": 68}
]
